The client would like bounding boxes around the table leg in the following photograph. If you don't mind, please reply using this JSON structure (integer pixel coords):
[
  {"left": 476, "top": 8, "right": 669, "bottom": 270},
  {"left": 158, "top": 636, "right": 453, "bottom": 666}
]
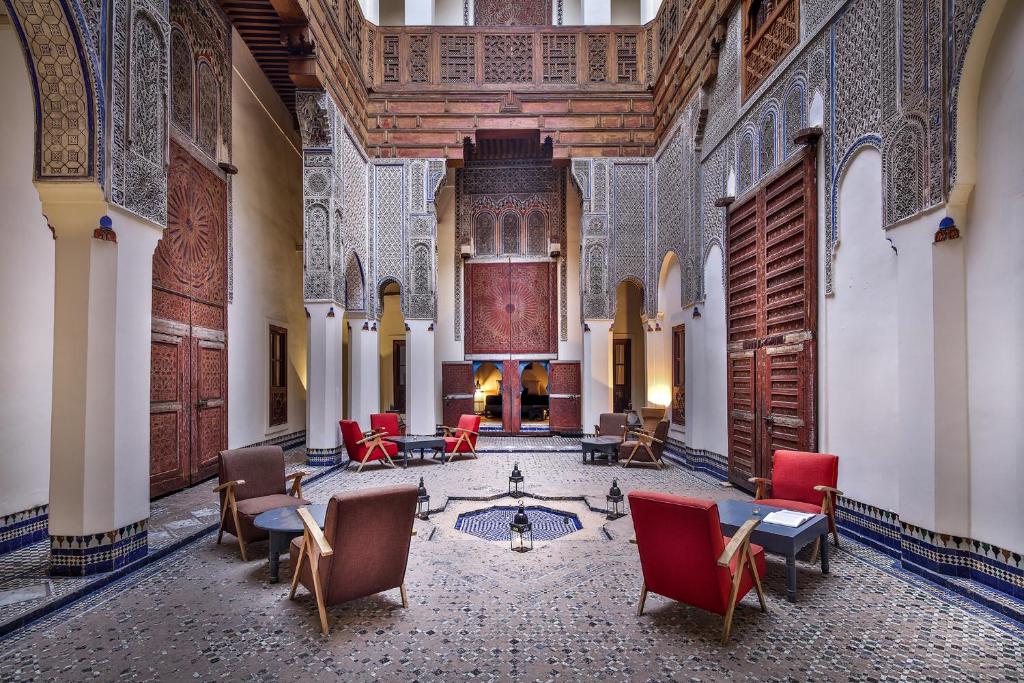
[
  {"left": 268, "top": 533, "right": 283, "bottom": 583},
  {"left": 786, "top": 553, "right": 797, "bottom": 603},
  {"left": 402, "top": 449, "right": 409, "bottom": 469},
  {"left": 820, "top": 533, "right": 830, "bottom": 575}
]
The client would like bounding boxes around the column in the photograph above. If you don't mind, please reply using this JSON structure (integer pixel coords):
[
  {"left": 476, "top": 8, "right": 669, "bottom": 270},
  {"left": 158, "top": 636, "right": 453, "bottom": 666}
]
[
  {"left": 895, "top": 215, "right": 970, "bottom": 540},
  {"left": 582, "top": 0, "right": 611, "bottom": 25},
  {"left": 405, "top": 320, "right": 437, "bottom": 435},
  {"left": 348, "top": 313, "right": 380, "bottom": 428},
  {"left": 306, "top": 303, "right": 345, "bottom": 466},
  {"left": 582, "top": 319, "right": 613, "bottom": 432},
  {"left": 405, "top": 0, "right": 434, "bottom": 25},
  {"left": 41, "top": 183, "right": 161, "bottom": 576}
]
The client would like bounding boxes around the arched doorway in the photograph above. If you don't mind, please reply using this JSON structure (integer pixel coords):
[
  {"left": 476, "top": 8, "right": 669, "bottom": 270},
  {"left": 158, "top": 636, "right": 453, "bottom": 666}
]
[
  {"left": 379, "top": 281, "right": 407, "bottom": 414},
  {"left": 474, "top": 361, "right": 503, "bottom": 431},
  {"left": 612, "top": 280, "right": 646, "bottom": 414},
  {"left": 519, "top": 361, "right": 550, "bottom": 432}
]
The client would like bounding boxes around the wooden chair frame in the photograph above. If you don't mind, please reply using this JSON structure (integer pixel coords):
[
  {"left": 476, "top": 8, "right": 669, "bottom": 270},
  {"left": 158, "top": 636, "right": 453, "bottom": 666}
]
[
  {"left": 633, "top": 518, "right": 765, "bottom": 644},
  {"left": 289, "top": 507, "right": 415, "bottom": 636},
  {"left": 214, "top": 471, "right": 308, "bottom": 561},
  {"left": 621, "top": 428, "right": 665, "bottom": 469},
  {"left": 440, "top": 425, "right": 480, "bottom": 462},
  {"left": 750, "top": 477, "right": 843, "bottom": 560},
  {"left": 352, "top": 429, "right": 397, "bottom": 472}
]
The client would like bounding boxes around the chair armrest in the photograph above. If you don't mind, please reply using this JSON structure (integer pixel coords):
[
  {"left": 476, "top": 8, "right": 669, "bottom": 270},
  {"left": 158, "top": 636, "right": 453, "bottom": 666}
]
[
  {"left": 297, "top": 507, "right": 333, "bottom": 557},
  {"left": 748, "top": 477, "right": 771, "bottom": 500},
  {"left": 628, "top": 536, "right": 637, "bottom": 544},
  {"left": 287, "top": 471, "right": 307, "bottom": 497},
  {"left": 457, "top": 428, "right": 481, "bottom": 437},
  {"left": 439, "top": 425, "right": 455, "bottom": 435},
  {"left": 717, "top": 518, "right": 761, "bottom": 567},
  {"left": 813, "top": 485, "right": 844, "bottom": 496},
  {"left": 356, "top": 432, "right": 383, "bottom": 445},
  {"left": 213, "top": 479, "right": 245, "bottom": 493}
]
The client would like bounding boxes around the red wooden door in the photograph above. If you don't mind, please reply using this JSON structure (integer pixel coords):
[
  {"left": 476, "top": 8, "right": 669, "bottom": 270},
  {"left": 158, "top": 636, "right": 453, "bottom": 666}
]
[
  {"left": 150, "top": 141, "right": 228, "bottom": 497},
  {"left": 548, "top": 361, "right": 581, "bottom": 433},
  {"left": 502, "top": 359, "right": 521, "bottom": 433},
  {"left": 464, "top": 261, "right": 557, "bottom": 355},
  {"left": 725, "top": 143, "right": 818, "bottom": 490},
  {"left": 441, "top": 361, "right": 474, "bottom": 429}
]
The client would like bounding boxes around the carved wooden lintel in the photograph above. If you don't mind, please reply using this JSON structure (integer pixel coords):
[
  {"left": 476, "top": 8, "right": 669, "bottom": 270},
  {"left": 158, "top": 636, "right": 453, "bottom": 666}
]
[{"left": 793, "top": 126, "right": 823, "bottom": 147}]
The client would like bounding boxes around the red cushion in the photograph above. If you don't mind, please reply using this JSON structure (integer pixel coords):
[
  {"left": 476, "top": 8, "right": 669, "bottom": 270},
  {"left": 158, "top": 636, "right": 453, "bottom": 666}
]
[
  {"left": 770, "top": 450, "right": 838, "bottom": 506},
  {"left": 629, "top": 491, "right": 763, "bottom": 616},
  {"left": 444, "top": 435, "right": 473, "bottom": 453},
  {"left": 456, "top": 414, "right": 481, "bottom": 446},
  {"left": 370, "top": 413, "right": 400, "bottom": 438},
  {"left": 339, "top": 420, "right": 398, "bottom": 462},
  {"left": 757, "top": 498, "right": 821, "bottom": 515}
]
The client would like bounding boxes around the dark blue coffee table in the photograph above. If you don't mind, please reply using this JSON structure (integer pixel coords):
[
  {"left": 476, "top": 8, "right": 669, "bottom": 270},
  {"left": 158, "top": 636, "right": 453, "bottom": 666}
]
[
  {"left": 253, "top": 503, "right": 327, "bottom": 583},
  {"left": 717, "top": 499, "right": 829, "bottom": 602},
  {"left": 385, "top": 435, "right": 446, "bottom": 468}
]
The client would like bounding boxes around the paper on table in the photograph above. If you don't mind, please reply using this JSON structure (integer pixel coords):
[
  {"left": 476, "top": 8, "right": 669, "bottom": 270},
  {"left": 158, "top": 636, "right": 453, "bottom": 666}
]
[{"left": 762, "top": 510, "right": 814, "bottom": 527}]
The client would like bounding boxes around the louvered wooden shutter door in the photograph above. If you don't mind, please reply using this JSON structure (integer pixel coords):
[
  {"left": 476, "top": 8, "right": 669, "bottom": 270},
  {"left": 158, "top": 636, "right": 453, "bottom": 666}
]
[{"left": 726, "top": 143, "right": 818, "bottom": 489}]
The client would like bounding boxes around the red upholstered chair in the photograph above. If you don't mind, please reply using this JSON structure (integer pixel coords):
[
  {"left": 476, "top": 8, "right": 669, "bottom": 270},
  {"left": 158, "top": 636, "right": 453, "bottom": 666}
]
[
  {"left": 749, "top": 450, "right": 843, "bottom": 549},
  {"left": 370, "top": 412, "right": 402, "bottom": 438},
  {"left": 289, "top": 485, "right": 418, "bottom": 635},
  {"left": 441, "top": 414, "right": 481, "bottom": 462},
  {"left": 629, "top": 491, "right": 767, "bottom": 644},
  {"left": 339, "top": 419, "right": 398, "bottom": 472},
  {"left": 214, "top": 446, "right": 308, "bottom": 561}
]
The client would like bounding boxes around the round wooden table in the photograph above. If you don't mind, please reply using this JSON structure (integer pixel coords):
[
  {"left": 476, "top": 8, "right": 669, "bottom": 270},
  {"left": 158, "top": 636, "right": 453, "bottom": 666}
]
[{"left": 253, "top": 503, "right": 327, "bottom": 583}]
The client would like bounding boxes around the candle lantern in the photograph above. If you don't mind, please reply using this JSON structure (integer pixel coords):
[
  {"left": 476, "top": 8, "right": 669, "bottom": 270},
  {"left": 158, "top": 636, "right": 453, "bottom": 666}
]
[
  {"left": 606, "top": 479, "right": 625, "bottom": 520},
  {"left": 509, "top": 502, "right": 533, "bottom": 553},
  {"left": 416, "top": 477, "right": 430, "bottom": 520},
  {"left": 508, "top": 462, "right": 524, "bottom": 497}
]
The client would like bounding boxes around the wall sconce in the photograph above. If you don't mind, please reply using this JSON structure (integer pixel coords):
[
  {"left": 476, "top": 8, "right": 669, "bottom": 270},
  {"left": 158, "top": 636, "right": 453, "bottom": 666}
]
[
  {"left": 371, "top": 322, "right": 378, "bottom": 331},
  {"left": 934, "top": 216, "right": 960, "bottom": 243},
  {"left": 692, "top": 306, "right": 701, "bottom": 319},
  {"left": 428, "top": 323, "right": 434, "bottom": 331},
  {"left": 655, "top": 322, "right": 661, "bottom": 331},
  {"left": 583, "top": 323, "right": 591, "bottom": 332},
  {"left": 362, "top": 321, "right": 369, "bottom": 331},
  {"left": 327, "top": 306, "right": 336, "bottom": 318},
  {"left": 404, "top": 323, "right": 410, "bottom": 331}
]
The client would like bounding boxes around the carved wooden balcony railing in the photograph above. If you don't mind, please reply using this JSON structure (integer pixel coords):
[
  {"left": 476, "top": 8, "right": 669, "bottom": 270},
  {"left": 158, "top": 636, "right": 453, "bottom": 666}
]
[
  {"left": 224, "top": 0, "right": 742, "bottom": 159},
  {"left": 367, "top": 26, "right": 649, "bottom": 92},
  {"left": 741, "top": 0, "right": 799, "bottom": 99}
]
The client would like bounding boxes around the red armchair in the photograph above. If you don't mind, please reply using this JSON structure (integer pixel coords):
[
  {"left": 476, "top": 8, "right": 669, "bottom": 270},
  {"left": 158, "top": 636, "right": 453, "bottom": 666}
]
[
  {"left": 749, "top": 450, "right": 842, "bottom": 549},
  {"left": 370, "top": 412, "right": 402, "bottom": 438},
  {"left": 441, "top": 414, "right": 481, "bottom": 462},
  {"left": 629, "top": 491, "right": 767, "bottom": 644},
  {"left": 339, "top": 419, "right": 398, "bottom": 472}
]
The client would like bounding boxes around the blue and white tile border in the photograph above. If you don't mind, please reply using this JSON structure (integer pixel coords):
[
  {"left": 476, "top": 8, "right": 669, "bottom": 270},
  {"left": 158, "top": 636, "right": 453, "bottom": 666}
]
[
  {"left": 49, "top": 519, "right": 148, "bottom": 577},
  {"left": 0, "top": 505, "right": 49, "bottom": 556}
]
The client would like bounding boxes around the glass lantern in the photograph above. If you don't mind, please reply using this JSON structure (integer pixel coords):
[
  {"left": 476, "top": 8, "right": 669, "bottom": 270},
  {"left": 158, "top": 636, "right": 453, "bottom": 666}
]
[
  {"left": 606, "top": 478, "right": 624, "bottom": 520},
  {"left": 508, "top": 462, "right": 524, "bottom": 497},
  {"left": 416, "top": 477, "right": 430, "bottom": 520},
  {"left": 509, "top": 502, "right": 533, "bottom": 553}
]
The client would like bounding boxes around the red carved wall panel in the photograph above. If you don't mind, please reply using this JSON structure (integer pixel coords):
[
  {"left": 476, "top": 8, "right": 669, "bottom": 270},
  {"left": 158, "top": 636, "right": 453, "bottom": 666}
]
[
  {"left": 464, "top": 261, "right": 557, "bottom": 356},
  {"left": 473, "top": 0, "right": 551, "bottom": 26},
  {"left": 441, "top": 361, "right": 475, "bottom": 428},
  {"left": 150, "top": 140, "right": 228, "bottom": 497}
]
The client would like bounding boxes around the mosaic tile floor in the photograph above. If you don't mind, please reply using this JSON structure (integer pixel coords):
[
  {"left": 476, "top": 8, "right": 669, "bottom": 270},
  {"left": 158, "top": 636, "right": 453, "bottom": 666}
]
[
  {"left": 0, "top": 446, "right": 316, "bottom": 631},
  {"left": 1, "top": 448, "right": 1023, "bottom": 681}
]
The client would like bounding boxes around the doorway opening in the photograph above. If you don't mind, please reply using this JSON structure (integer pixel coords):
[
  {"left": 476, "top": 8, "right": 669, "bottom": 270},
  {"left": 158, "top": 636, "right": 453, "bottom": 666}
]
[
  {"left": 474, "top": 361, "right": 504, "bottom": 432},
  {"left": 612, "top": 280, "right": 646, "bottom": 414},
  {"left": 379, "top": 281, "right": 407, "bottom": 414},
  {"left": 519, "top": 361, "right": 550, "bottom": 432}
]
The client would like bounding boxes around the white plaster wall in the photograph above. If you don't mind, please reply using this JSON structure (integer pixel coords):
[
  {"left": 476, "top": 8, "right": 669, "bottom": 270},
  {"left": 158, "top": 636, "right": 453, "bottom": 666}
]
[
  {"left": 823, "top": 147, "right": 900, "bottom": 512},
  {"left": 434, "top": 0, "right": 463, "bottom": 25},
  {"left": 657, "top": 254, "right": 684, "bottom": 438},
  {"left": 610, "top": 0, "right": 641, "bottom": 25},
  {"left": 561, "top": 0, "right": 583, "bottom": 25},
  {"left": 227, "top": 31, "right": 307, "bottom": 448},
  {"left": 560, "top": 177, "right": 584, "bottom": 361},
  {"left": 685, "top": 245, "right": 727, "bottom": 457},
  {"left": 965, "top": 0, "right": 1024, "bottom": 552},
  {"left": 379, "top": 290, "right": 406, "bottom": 410},
  {"left": 612, "top": 282, "right": 646, "bottom": 408},
  {"left": 0, "top": 26, "right": 54, "bottom": 517},
  {"left": 433, "top": 181, "right": 462, "bottom": 417},
  {"left": 379, "top": 0, "right": 405, "bottom": 25}
]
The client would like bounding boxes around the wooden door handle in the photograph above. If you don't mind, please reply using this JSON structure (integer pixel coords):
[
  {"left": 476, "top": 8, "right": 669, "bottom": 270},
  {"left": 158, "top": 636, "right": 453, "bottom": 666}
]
[{"left": 197, "top": 399, "right": 209, "bottom": 409}]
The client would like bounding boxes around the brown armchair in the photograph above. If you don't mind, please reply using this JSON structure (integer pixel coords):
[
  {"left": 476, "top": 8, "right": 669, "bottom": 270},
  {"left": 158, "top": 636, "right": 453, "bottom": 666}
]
[
  {"left": 215, "top": 446, "right": 308, "bottom": 561},
  {"left": 620, "top": 420, "right": 670, "bottom": 469},
  {"left": 594, "top": 412, "right": 629, "bottom": 440},
  {"left": 289, "top": 485, "right": 419, "bottom": 635}
]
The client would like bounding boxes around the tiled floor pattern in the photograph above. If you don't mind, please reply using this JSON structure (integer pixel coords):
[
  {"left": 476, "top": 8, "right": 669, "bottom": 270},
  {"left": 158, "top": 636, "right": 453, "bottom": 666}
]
[
  {"left": 0, "top": 446, "right": 315, "bottom": 630},
  {"left": 1, "top": 449, "right": 1023, "bottom": 680}
]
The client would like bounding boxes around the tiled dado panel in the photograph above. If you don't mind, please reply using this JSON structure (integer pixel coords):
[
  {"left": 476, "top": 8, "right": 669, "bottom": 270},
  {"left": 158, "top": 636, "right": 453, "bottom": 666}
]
[
  {"left": 49, "top": 521, "right": 148, "bottom": 577},
  {"left": 0, "top": 505, "right": 48, "bottom": 555}
]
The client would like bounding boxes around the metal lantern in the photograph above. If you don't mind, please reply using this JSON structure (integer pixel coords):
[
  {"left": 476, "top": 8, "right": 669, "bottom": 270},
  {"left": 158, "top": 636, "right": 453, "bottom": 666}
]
[
  {"left": 416, "top": 477, "right": 430, "bottom": 520},
  {"left": 508, "top": 462, "right": 524, "bottom": 497},
  {"left": 509, "top": 502, "right": 533, "bottom": 553},
  {"left": 607, "top": 479, "right": 625, "bottom": 520}
]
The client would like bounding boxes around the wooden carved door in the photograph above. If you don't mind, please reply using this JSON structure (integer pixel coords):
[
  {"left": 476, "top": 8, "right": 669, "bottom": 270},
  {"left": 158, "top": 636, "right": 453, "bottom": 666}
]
[
  {"left": 725, "top": 143, "right": 817, "bottom": 490},
  {"left": 548, "top": 361, "right": 581, "bottom": 433},
  {"left": 441, "top": 361, "right": 474, "bottom": 429},
  {"left": 612, "top": 339, "right": 631, "bottom": 413},
  {"left": 150, "top": 141, "right": 228, "bottom": 497},
  {"left": 502, "top": 359, "right": 521, "bottom": 434},
  {"left": 672, "top": 324, "right": 685, "bottom": 425}
]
